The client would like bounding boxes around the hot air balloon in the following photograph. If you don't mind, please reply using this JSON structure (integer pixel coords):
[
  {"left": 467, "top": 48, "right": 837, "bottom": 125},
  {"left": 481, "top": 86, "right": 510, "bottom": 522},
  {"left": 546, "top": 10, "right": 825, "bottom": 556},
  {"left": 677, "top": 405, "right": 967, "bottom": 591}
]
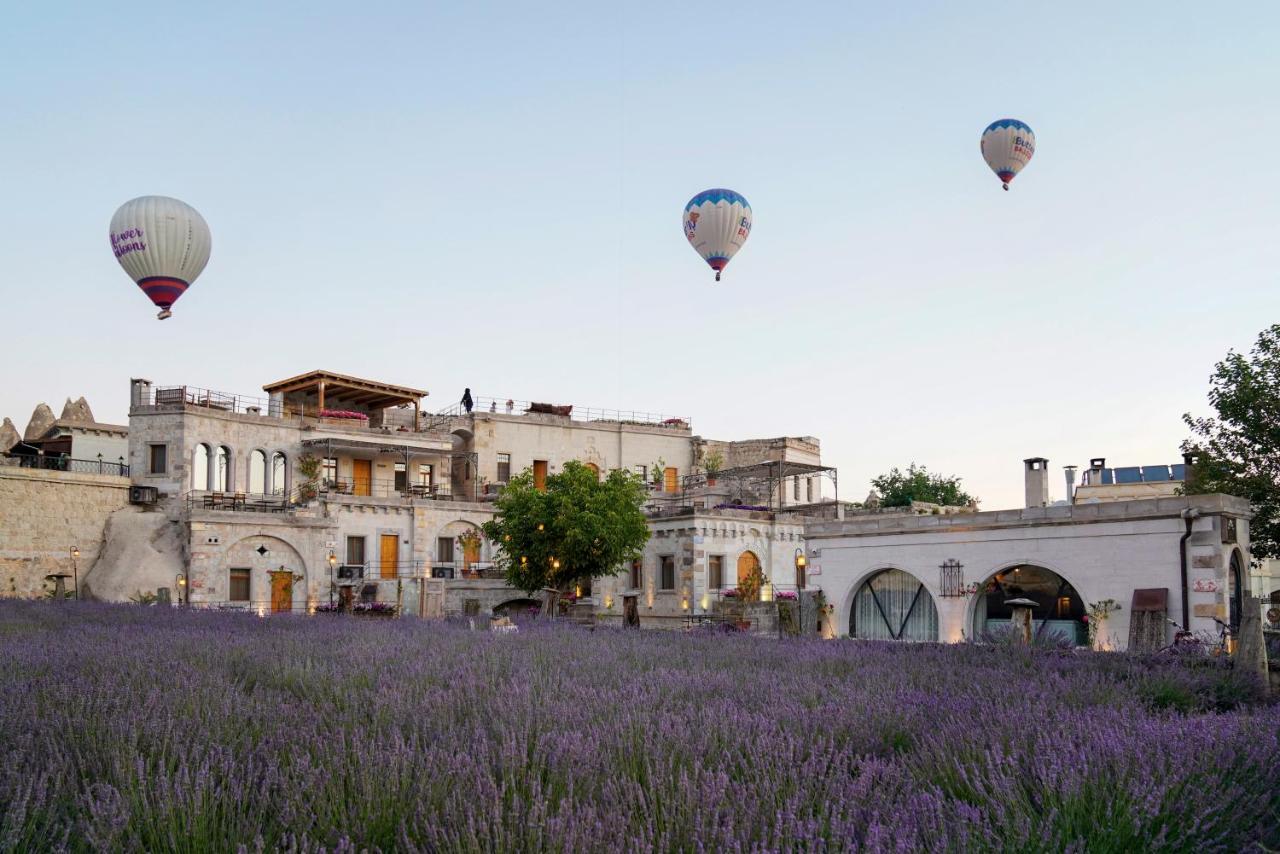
[
  {"left": 683, "top": 188, "right": 751, "bottom": 281},
  {"left": 980, "top": 119, "right": 1035, "bottom": 190},
  {"left": 109, "top": 196, "right": 211, "bottom": 319}
]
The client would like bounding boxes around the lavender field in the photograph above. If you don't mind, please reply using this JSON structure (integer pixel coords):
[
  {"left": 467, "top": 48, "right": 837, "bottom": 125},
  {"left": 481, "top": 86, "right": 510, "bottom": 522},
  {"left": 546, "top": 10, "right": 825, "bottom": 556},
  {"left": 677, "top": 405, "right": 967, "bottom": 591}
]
[{"left": 1, "top": 602, "right": 1277, "bottom": 852}]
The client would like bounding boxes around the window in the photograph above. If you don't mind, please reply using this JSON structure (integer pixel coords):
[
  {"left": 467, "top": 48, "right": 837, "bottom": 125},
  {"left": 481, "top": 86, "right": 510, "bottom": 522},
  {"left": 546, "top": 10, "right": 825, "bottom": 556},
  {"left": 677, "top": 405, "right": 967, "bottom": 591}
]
[
  {"left": 322, "top": 457, "right": 338, "bottom": 485},
  {"left": 437, "top": 537, "right": 455, "bottom": 564},
  {"left": 660, "top": 555, "right": 675, "bottom": 591},
  {"left": 708, "top": 555, "right": 724, "bottom": 590},
  {"left": 629, "top": 559, "right": 643, "bottom": 590},
  {"left": 249, "top": 450, "right": 267, "bottom": 494},
  {"left": 229, "top": 568, "right": 250, "bottom": 603},
  {"left": 191, "top": 443, "right": 210, "bottom": 490},
  {"left": 346, "top": 536, "right": 366, "bottom": 566},
  {"left": 214, "top": 446, "right": 230, "bottom": 491},
  {"left": 418, "top": 463, "right": 433, "bottom": 487},
  {"left": 271, "top": 452, "right": 287, "bottom": 495},
  {"left": 148, "top": 443, "right": 167, "bottom": 474},
  {"left": 806, "top": 477, "right": 814, "bottom": 503},
  {"left": 394, "top": 462, "right": 407, "bottom": 493},
  {"left": 634, "top": 464, "right": 647, "bottom": 482},
  {"left": 497, "top": 453, "right": 511, "bottom": 483}
]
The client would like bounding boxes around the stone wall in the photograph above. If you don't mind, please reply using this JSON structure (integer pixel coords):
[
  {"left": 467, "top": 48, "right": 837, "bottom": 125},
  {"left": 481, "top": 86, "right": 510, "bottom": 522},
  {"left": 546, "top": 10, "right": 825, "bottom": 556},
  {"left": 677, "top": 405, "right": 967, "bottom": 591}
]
[{"left": 0, "top": 465, "right": 130, "bottom": 598}]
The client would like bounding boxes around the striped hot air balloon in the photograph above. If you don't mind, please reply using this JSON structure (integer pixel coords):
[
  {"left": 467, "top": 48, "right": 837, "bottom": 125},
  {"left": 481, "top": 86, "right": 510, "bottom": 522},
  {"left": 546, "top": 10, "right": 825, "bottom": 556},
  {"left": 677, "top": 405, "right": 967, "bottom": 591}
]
[
  {"left": 683, "top": 189, "right": 751, "bottom": 281},
  {"left": 109, "top": 196, "right": 211, "bottom": 319},
  {"left": 980, "top": 119, "right": 1036, "bottom": 190}
]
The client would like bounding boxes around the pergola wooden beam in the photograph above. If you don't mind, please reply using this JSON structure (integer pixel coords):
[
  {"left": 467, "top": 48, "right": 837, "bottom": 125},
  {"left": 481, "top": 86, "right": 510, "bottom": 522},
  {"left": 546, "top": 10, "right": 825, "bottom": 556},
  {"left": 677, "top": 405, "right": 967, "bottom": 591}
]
[{"left": 263, "top": 370, "right": 428, "bottom": 413}]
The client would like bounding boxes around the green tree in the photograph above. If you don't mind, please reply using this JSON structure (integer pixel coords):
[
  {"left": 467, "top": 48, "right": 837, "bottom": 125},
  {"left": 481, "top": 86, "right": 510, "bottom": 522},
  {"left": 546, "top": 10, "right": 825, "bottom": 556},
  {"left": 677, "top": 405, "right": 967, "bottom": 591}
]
[
  {"left": 870, "top": 463, "right": 977, "bottom": 508},
  {"left": 1182, "top": 324, "right": 1280, "bottom": 560},
  {"left": 482, "top": 461, "right": 650, "bottom": 611}
]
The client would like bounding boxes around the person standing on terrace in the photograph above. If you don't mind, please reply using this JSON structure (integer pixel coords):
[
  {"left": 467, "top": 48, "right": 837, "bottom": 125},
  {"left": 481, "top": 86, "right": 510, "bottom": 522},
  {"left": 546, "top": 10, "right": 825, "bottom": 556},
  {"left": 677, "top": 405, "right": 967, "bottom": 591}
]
[{"left": 461, "top": 388, "right": 473, "bottom": 414}]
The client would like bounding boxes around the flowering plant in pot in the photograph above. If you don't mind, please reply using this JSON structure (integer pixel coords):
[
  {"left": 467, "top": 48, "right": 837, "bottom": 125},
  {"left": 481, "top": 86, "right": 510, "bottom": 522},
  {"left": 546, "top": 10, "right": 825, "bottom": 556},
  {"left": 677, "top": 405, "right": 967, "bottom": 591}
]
[
  {"left": 319, "top": 409, "right": 369, "bottom": 421},
  {"left": 353, "top": 602, "right": 396, "bottom": 617}
]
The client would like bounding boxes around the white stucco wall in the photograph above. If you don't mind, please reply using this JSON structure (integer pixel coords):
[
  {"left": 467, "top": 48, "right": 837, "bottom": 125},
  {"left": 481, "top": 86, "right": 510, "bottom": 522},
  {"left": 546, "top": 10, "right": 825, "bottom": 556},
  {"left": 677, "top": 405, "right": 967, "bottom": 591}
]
[{"left": 805, "top": 495, "right": 1252, "bottom": 650}]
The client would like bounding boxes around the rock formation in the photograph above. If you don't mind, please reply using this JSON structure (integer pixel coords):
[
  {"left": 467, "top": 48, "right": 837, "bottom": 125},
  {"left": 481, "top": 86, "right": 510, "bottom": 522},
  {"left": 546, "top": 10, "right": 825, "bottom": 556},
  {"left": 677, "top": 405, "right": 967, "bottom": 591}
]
[
  {"left": 59, "top": 396, "right": 96, "bottom": 424},
  {"left": 0, "top": 417, "right": 19, "bottom": 452},
  {"left": 23, "top": 403, "right": 55, "bottom": 442}
]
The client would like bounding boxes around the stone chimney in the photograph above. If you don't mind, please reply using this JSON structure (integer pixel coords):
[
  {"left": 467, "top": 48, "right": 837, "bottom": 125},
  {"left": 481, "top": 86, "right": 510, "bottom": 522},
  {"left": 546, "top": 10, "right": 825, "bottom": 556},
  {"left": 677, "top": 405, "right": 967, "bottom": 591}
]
[{"left": 1023, "top": 457, "right": 1049, "bottom": 508}]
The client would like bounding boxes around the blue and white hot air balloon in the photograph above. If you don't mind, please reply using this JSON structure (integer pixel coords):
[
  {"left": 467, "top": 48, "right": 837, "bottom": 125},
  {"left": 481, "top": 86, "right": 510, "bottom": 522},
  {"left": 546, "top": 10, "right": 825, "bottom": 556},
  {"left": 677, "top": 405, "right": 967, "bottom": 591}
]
[
  {"left": 683, "top": 188, "right": 751, "bottom": 281},
  {"left": 980, "top": 119, "right": 1036, "bottom": 190}
]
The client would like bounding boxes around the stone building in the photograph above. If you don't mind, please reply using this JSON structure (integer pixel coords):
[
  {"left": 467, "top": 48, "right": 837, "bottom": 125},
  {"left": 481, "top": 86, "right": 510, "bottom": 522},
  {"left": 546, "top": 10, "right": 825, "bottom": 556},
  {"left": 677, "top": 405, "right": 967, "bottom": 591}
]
[
  {"left": 806, "top": 457, "right": 1258, "bottom": 650},
  {"left": 68, "top": 371, "right": 831, "bottom": 620}
]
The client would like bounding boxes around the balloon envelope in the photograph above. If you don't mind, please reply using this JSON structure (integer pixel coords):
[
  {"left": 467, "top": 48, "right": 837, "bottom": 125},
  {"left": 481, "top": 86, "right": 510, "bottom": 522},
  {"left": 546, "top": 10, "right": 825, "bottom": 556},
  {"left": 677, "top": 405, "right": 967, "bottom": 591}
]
[
  {"left": 110, "top": 196, "right": 211, "bottom": 317},
  {"left": 980, "top": 119, "right": 1035, "bottom": 190},
  {"left": 683, "top": 189, "right": 752, "bottom": 281}
]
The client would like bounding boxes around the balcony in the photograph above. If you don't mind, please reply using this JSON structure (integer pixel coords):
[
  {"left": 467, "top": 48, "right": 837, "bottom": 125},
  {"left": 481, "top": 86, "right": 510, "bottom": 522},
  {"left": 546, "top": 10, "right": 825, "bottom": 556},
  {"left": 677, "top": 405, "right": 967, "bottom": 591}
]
[
  {"left": 319, "top": 477, "right": 496, "bottom": 504},
  {"left": 1, "top": 452, "right": 129, "bottom": 477}
]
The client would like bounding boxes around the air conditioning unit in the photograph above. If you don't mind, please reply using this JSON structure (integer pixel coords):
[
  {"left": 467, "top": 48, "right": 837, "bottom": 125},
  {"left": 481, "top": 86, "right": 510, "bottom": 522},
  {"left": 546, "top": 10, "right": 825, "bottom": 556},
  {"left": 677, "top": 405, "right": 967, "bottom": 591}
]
[
  {"left": 337, "top": 564, "right": 364, "bottom": 580},
  {"left": 129, "top": 485, "right": 159, "bottom": 505}
]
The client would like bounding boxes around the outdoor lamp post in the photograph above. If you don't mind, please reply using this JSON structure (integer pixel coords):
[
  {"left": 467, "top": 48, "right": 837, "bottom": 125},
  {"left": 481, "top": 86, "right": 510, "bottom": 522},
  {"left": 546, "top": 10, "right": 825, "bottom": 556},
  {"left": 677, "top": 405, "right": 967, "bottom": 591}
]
[
  {"left": 176, "top": 574, "right": 187, "bottom": 606},
  {"left": 70, "top": 547, "right": 80, "bottom": 600},
  {"left": 794, "top": 548, "right": 807, "bottom": 590}
]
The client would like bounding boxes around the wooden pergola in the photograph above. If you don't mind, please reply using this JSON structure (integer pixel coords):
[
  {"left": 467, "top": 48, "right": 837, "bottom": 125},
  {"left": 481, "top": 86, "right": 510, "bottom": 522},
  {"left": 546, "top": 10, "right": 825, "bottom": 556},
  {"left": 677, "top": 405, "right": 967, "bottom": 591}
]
[{"left": 263, "top": 370, "right": 428, "bottom": 423}]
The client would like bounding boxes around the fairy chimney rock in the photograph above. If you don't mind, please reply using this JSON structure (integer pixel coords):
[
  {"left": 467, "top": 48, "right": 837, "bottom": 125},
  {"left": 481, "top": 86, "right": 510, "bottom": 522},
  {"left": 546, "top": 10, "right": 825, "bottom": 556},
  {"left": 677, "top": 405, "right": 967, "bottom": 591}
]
[
  {"left": 23, "top": 403, "right": 55, "bottom": 442},
  {"left": 60, "top": 396, "right": 96, "bottom": 424},
  {"left": 0, "top": 417, "right": 19, "bottom": 452}
]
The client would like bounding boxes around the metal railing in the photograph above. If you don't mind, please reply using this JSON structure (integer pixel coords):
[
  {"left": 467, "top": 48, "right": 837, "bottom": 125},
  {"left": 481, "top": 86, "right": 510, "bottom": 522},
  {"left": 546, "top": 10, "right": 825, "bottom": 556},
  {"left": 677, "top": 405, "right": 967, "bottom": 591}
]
[
  {"left": 428, "top": 396, "right": 689, "bottom": 430},
  {"left": 1, "top": 453, "right": 129, "bottom": 476},
  {"left": 186, "top": 490, "right": 296, "bottom": 513},
  {"left": 135, "top": 384, "right": 276, "bottom": 417},
  {"left": 319, "top": 477, "right": 494, "bottom": 502}
]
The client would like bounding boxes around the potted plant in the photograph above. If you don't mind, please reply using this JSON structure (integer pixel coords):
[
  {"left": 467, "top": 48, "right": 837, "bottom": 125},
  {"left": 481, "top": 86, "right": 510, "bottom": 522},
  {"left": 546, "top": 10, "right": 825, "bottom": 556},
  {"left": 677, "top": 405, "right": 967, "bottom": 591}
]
[
  {"left": 458, "top": 530, "right": 483, "bottom": 577},
  {"left": 651, "top": 458, "right": 666, "bottom": 489},
  {"left": 295, "top": 454, "right": 321, "bottom": 503},
  {"left": 703, "top": 450, "right": 724, "bottom": 486}
]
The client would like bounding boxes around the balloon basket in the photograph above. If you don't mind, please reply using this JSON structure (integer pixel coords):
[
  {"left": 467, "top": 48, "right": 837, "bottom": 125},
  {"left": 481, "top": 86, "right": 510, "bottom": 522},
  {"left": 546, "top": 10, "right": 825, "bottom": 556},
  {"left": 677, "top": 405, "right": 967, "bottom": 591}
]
[{"left": 156, "top": 309, "right": 172, "bottom": 320}]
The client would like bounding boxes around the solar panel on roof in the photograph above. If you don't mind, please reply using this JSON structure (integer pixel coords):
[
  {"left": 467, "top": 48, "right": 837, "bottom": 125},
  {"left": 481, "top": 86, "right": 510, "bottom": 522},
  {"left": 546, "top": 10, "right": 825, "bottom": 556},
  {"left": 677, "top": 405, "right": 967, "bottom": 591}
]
[
  {"left": 1114, "top": 467, "right": 1142, "bottom": 484},
  {"left": 1142, "top": 465, "right": 1170, "bottom": 482},
  {"left": 1170, "top": 464, "right": 1186, "bottom": 481}
]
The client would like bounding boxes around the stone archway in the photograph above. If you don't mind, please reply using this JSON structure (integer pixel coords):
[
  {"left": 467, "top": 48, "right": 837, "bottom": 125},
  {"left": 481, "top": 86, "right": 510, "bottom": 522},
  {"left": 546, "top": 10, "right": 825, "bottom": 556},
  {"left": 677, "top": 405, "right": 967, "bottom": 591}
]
[
  {"left": 436, "top": 520, "right": 484, "bottom": 576},
  {"left": 223, "top": 535, "right": 308, "bottom": 613},
  {"left": 850, "top": 568, "right": 939, "bottom": 642},
  {"left": 970, "top": 564, "right": 1086, "bottom": 645},
  {"left": 493, "top": 598, "right": 541, "bottom": 618}
]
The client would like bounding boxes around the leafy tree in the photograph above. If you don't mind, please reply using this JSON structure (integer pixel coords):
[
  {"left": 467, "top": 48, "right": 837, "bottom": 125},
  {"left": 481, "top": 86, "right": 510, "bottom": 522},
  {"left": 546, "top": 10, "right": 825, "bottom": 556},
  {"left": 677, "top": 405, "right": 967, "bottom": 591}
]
[
  {"left": 870, "top": 463, "right": 977, "bottom": 508},
  {"left": 482, "top": 461, "right": 650, "bottom": 610},
  {"left": 1182, "top": 324, "right": 1280, "bottom": 560}
]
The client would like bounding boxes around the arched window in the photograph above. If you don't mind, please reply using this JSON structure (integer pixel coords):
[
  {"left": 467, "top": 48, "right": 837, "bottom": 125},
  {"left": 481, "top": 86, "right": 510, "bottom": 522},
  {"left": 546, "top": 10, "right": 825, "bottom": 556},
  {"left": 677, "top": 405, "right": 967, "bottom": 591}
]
[
  {"left": 214, "top": 446, "right": 230, "bottom": 492},
  {"left": 852, "top": 569, "right": 939, "bottom": 642},
  {"left": 192, "top": 443, "right": 211, "bottom": 491},
  {"left": 249, "top": 450, "right": 267, "bottom": 494},
  {"left": 271, "top": 452, "right": 287, "bottom": 496},
  {"left": 1228, "top": 551, "right": 1245, "bottom": 629}
]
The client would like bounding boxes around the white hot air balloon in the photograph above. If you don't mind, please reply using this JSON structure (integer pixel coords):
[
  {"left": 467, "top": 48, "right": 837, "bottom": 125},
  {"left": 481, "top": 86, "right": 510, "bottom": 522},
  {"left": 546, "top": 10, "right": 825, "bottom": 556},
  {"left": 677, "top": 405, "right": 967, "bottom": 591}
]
[
  {"left": 980, "top": 119, "right": 1036, "bottom": 190},
  {"left": 109, "top": 196, "right": 211, "bottom": 319},
  {"left": 683, "top": 189, "right": 752, "bottom": 281}
]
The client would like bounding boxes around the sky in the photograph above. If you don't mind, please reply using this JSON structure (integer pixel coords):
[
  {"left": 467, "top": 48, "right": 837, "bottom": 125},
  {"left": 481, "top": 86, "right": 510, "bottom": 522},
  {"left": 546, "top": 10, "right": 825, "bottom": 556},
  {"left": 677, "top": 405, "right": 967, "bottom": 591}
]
[{"left": 1, "top": 1, "right": 1277, "bottom": 509}]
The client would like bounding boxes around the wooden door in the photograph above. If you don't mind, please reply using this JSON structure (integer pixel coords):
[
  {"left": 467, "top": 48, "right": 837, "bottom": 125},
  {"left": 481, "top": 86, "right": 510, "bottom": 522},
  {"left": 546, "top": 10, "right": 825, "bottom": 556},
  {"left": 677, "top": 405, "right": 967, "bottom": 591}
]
[
  {"left": 584, "top": 462, "right": 600, "bottom": 481},
  {"left": 269, "top": 570, "right": 293, "bottom": 613},
  {"left": 462, "top": 534, "right": 481, "bottom": 569},
  {"left": 664, "top": 467, "right": 678, "bottom": 492},
  {"left": 736, "top": 552, "right": 762, "bottom": 602},
  {"left": 353, "top": 460, "right": 372, "bottom": 496},
  {"left": 533, "top": 460, "right": 548, "bottom": 491},
  {"left": 380, "top": 534, "right": 399, "bottom": 579}
]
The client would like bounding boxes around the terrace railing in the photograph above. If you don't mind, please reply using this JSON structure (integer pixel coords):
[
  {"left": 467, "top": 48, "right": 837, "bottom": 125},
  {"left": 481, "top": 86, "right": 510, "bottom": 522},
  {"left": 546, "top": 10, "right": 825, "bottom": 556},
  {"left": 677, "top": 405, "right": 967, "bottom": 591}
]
[
  {"left": 1, "top": 453, "right": 129, "bottom": 476},
  {"left": 427, "top": 396, "right": 689, "bottom": 430},
  {"left": 320, "top": 477, "right": 494, "bottom": 503}
]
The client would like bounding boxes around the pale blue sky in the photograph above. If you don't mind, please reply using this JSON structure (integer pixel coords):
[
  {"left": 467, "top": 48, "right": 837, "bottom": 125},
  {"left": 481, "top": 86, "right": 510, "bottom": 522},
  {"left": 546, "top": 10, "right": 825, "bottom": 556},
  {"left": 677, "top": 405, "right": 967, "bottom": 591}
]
[{"left": 2, "top": 1, "right": 1277, "bottom": 508}]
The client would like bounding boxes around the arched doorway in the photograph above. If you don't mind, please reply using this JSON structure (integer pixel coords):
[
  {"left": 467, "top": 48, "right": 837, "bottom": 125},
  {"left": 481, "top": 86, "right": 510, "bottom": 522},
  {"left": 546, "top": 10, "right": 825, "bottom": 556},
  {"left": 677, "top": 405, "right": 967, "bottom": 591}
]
[
  {"left": 972, "top": 565, "right": 1085, "bottom": 645},
  {"left": 583, "top": 462, "right": 600, "bottom": 481},
  {"left": 851, "top": 569, "right": 938, "bottom": 641},
  {"left": 736, "top": 551, "right": 763, "bottom": 601},
  {"left": 1228, "top": 550, "right": 1245, "bottom": 629}
]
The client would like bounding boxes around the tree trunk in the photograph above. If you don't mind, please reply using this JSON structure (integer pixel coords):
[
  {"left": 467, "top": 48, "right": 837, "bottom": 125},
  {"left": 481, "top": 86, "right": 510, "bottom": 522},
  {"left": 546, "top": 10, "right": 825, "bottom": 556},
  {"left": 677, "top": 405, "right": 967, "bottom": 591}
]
[{"left": 541, "top": 587, "right": 560, "bottom": 619}]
